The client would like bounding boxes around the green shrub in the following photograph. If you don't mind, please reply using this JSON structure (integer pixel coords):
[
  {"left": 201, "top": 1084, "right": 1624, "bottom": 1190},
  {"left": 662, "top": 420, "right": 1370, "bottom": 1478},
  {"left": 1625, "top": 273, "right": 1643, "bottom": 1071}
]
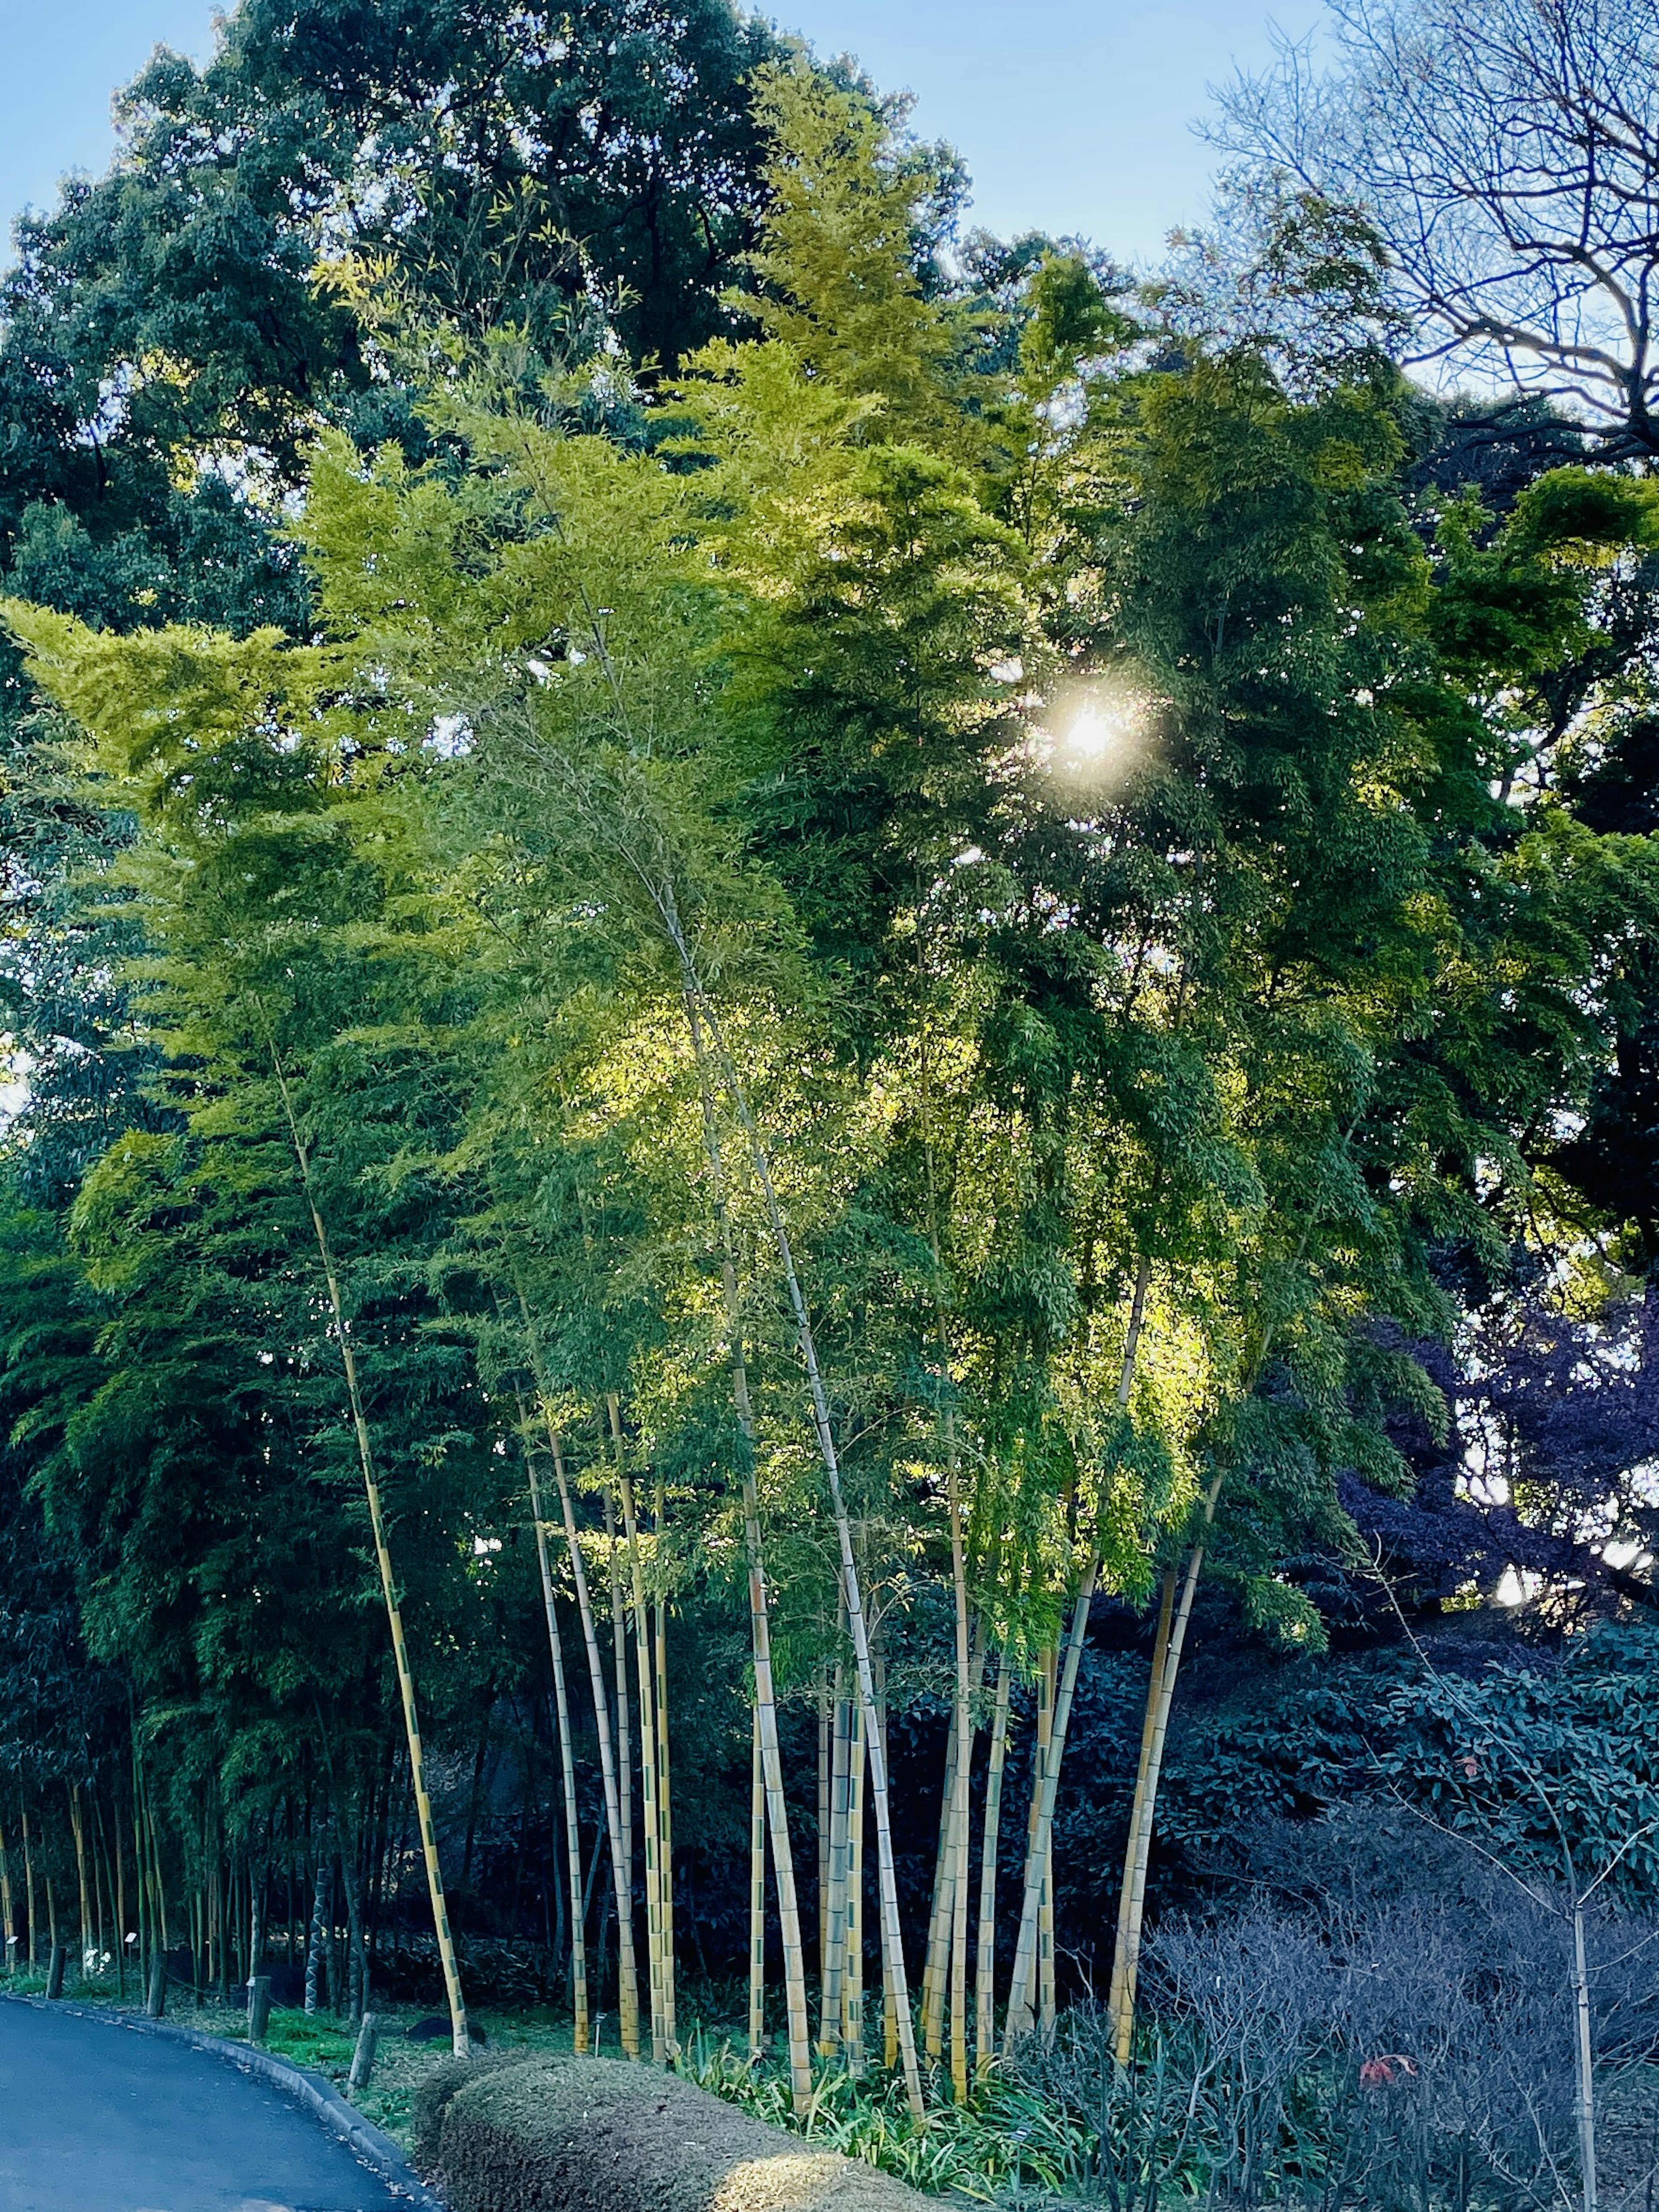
[{"left": 416, "top": 2053, "right": 937, "bottom": 2212}]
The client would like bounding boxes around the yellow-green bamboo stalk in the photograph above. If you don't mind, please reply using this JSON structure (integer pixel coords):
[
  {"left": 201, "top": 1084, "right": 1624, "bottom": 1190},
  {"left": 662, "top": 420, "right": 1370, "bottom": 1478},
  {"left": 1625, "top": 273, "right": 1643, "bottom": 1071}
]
[
  {"left": 818, "top": 1663, "right": 848, "bottom": 2056},
  {"left": 684, "top": 993, "right": 825, "bottom": 2115},
  {"left": 667, "top": 939, "right": 925, "bottom": 2114},
  {"left": 612, "top": 1407, "right": 665, "bottom": 2065},
  {"left": 654, "top": 1556, "right": 677, "bottom": 2058},
  {"left": 1108, "top": 1481, "right": 1220, "bottom": 2062},
  {"left": 919, "top": 1746, "right": 954, "bottom": 2062},
  {"left": 1039, "top": 1645, "right": 1057, "bottom": 2036},
  {"left": 266, "top": 1042, "right": 468, "bottom": 2056},
  {"left": 0, "top": 1811, "right": 14, "bottom": 1971},
  {"left": 973, "top": 1656, "right": 1013, "bottom": 2078},
  {"left": 817, "top": 1684, "right": 832, "bottom": 1982},
  {"left": 1004, "top": 1263, "right": 1151, "bottom": 2046},
  {"left": 548, "top": 1434, "right": 641, "bottom": 2060},
  {"left": 22, "top": 1806, "right": 37, "bottom": 1970},
  {"left": 749, "top": 1704, "right": 766, "bottom": 2063},
  {"left": 844, "top": 1690, "right": 866, "bottom": 2074},
  {"left": 523, "top": 1429, "right": 590, "bottom": 2053},
  {"left": 70, "top": 1786, "right": 92, "bottom": 1976},
  {"left": 1105, "top": 1569, "right": 1175, "bottom": 2057}
]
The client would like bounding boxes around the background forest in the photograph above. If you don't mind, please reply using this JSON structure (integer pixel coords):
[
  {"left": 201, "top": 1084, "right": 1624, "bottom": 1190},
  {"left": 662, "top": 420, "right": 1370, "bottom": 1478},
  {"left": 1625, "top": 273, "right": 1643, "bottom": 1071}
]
[{"left": 0, "top": 2, "right": 1656, "bottom": 2207}]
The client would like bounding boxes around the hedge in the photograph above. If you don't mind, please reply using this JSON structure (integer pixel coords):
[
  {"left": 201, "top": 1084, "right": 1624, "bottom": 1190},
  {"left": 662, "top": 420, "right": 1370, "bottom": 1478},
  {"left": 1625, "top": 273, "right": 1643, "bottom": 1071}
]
[{"left": 413, "top": 2053, "right": 938, "bottom": 2212}]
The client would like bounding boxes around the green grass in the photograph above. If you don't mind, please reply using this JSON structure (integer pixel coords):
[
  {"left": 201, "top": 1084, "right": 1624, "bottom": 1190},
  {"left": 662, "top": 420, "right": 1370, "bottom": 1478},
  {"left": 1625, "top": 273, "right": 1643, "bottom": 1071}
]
[{"left": 673, "top": 2030, "right": 1093, "bottom": 2200}]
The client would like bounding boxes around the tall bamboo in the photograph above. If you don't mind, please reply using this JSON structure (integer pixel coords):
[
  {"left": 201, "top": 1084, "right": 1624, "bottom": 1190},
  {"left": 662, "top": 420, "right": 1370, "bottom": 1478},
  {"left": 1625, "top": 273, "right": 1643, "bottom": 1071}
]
[
  {"left": 518, "top": 698, "right": 925, "bottom": 2104},
  {"left": 611, "top": 1407, "right": 666, "bottom": 2064},
  {"left": 0, "top": 1811, "right": 14, "bottom": 1970},
  {"left": 685, "top": 996, "right": 819, "bottom": 2113},
  {"left": 844, "top": 1690, "right": 866, "bottom": 2075},
  {"left": 748, "top": 1704, "right": 766, "bottom": 2063},
  {"left": 918, "top": 991, "right": 975, "bottom": 2106},
  {"left": 653, "top": 1517, "right": 677, "bottom": 2059},
  {"left": 265, "top": 1040, "right": 468, "bottom": 2055},
  {"left": 543, "top": 1423, "right": 641, "bottom": 2059},
  {"left": 946, "top": 1497, "right": 973, "bottom": 2101},
  {"left": 919, "top": 1747, "right": 954, "bottom": 2061},
  {"left": 604, "top": 1486, "right": 636, "bottom": 2020},
  {"left": 1107, "top": 1483, "right": 1218, "bottom": 2059},
  {"left": 818, "top": 1662, "right": 849, "bottom": 2056},
  {"left": 671, "top": 961, "right": 927, "bottom": 2116},
  {"left": 817, "top": 1686, "right": 832, "bottom": 1980},
  {"left": 521, "top": 1419, "right": 590, "bottom": 2052},
  {"left": 1039, "top": 1647, "right": 1057, "bottom": 2035},
  {"left": 973, "top": 1656, "right": 1013, "bottom": 2076},
  {"left": 1104, "top": 1569, "right": 1174, "bottom": 2056},
  {"left": 112, "top": 1798, "right": 128, "bottom": 1998},
  {"left": 876, "top": 1661, "right": 898, "bottom": 2070},
  {"left": 22, "top": 1805, "right": 36, "bottom": 1968},
  {"left": 70, "top": 1785, "right": 91, "bottom": 1976},
  {"left": 1004, "top": 1261, "right": 1151, "bottom": 2045}
]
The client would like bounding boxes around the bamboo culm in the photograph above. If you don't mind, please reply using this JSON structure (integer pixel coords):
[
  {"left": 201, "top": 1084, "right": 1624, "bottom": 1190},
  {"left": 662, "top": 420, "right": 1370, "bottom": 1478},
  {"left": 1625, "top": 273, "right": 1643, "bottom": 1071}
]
[
  {"left": 974, "top": 1656, "right": 1013, "bottom": 2076},
  {"left": 542, "top": 1417, "right": 641, "bottom": 2061},
  {"left": 523, "top": 1434, "right": 591, "bottom": 2053},
  {"left": 685, "top": 994, "right": 817, "bottom": 2114},
  {"left": 1004, "top": 1261, "right": 1151, "bottom": 2045},
  {"left": 264, "top": 1035, "right": 469, "bottom": 2057}
]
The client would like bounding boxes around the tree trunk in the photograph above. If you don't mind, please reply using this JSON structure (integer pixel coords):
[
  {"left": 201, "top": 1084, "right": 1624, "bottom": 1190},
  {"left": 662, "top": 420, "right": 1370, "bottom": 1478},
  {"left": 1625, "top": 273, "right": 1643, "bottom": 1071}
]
[
  {"left": 305, "top": 1849, "right": 329, "bottom": 2017},
  {"left": 1572, "top": 1899, "right": 1599, "bottom": 2212},
  {"left": 265, "top": 1040, "right": 469, "bottom": 2056},
  {"left": 974, "top": 1655, "right": 1012, "bottom": 2078}
]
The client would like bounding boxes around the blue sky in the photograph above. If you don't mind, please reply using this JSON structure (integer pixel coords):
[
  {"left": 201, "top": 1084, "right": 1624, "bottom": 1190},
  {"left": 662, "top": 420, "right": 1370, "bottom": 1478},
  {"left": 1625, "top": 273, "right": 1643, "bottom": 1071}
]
[{"left": 0, "top": 0, "right": 1324, "bottom": 271}]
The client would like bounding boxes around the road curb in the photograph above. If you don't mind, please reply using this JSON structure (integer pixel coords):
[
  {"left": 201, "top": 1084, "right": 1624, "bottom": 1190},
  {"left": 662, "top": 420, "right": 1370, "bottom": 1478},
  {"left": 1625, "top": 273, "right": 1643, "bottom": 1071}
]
[{"left": 1, "top": 1991, "right": 447, "bottom": 2209}]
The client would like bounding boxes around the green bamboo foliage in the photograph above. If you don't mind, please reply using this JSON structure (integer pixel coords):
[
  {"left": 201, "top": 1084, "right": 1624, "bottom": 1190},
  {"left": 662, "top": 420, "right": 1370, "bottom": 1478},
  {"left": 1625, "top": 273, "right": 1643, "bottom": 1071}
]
[{"left": 0, "top": 23, "right": 1652, "bottom": 2130}]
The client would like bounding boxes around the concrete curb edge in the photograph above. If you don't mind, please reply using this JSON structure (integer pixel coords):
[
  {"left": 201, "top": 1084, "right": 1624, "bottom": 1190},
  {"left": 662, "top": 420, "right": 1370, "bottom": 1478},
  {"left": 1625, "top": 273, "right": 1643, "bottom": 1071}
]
[{"left": 2, "top": 1991, "right": 447, "bottom": 2209}]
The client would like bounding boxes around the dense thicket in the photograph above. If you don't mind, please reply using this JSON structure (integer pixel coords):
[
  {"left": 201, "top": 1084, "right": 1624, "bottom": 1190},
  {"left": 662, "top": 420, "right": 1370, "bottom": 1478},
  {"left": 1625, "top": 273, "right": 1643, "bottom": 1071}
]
[{"left": 0, "top": 2, "right": 1655, "bottom": 2201}]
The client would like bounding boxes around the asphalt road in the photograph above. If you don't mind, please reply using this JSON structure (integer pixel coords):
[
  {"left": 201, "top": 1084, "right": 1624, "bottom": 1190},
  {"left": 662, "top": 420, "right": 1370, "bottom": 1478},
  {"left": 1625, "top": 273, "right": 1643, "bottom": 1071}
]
[{"left": 0, "top": 1999, "right": 413, "bottom": 2212}]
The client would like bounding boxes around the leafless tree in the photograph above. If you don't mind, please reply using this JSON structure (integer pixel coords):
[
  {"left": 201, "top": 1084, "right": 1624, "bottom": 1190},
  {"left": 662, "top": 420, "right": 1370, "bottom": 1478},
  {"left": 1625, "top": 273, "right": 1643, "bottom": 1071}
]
[{"left": 1215, "top": 0, "right": 1659, "bottom": 459}]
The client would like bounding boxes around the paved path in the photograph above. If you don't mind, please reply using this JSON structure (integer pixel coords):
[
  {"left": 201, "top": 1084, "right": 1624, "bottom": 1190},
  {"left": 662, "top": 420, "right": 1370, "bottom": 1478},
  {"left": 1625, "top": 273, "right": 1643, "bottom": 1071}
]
[{"left": 0, "top": 1999, "right": 414, "bottom": 2212}]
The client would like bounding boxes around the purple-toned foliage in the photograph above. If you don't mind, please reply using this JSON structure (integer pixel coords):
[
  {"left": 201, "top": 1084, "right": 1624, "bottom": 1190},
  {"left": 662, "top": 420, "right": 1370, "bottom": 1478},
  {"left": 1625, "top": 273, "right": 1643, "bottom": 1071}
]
[{"left": 1341, "top": 1297, "right": 1659, "bottom": 1610}]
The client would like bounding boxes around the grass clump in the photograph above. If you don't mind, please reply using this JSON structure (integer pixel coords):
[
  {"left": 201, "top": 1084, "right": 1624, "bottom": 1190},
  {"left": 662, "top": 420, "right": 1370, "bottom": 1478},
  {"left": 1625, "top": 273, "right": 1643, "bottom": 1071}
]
[{"left": 673, "top": 2032, "right": 1093, "bottom": 2199}]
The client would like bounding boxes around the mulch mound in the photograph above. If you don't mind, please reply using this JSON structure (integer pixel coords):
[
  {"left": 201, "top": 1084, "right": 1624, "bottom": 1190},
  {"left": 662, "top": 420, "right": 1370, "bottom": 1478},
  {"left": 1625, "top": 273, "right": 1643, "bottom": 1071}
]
[{"left": 413, "top": 2052, "right": 935, "bottom": 2212}]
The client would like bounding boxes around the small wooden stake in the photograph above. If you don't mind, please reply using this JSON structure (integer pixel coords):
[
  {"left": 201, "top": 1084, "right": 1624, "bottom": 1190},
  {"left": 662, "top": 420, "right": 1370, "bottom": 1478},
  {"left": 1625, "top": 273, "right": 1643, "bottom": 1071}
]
[{"left": 349, "top": 2012, "right": 379, "bottom": 2091}]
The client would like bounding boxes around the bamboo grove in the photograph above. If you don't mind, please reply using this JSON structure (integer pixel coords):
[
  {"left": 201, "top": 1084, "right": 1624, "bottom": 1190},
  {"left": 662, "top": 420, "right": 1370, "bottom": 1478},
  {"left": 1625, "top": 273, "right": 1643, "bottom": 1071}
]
[{"left": 0, "top": 6, "right": 1656, "bottom": 2126}]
